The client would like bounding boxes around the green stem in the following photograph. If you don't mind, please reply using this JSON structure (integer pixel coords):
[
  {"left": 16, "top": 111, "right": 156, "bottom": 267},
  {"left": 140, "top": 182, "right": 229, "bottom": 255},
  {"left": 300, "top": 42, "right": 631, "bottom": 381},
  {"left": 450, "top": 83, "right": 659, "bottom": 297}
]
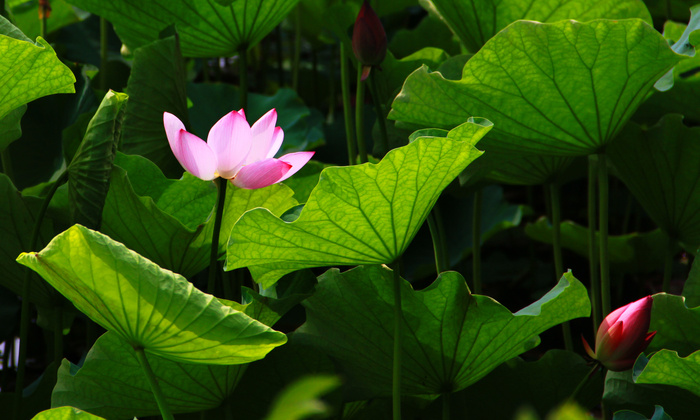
[
  {"left": 340, "top": 43, "right": 356, "bottom": 165},
  {"left": 292, "top": 6, "right": 301, "bottom": 91},
  {"left": 568, "top": 363, "right": 601, "bottom": 403},
  {"left": 598, "top": 153, "right": 611, "bottom": 318},
  {"left": 427, "top": 212, "right": 446, "bottom": 274},
  {"left": 40, "top": 3, "right": 47, "bottom": 38},
  {"left": 355, "top": 65, "right": 368, "bottom": 164},
  {"left": 390, "top": 261, "right": 403, "bottom": 420},
  {"left": 442, "top": 392, "right": 450, "bottom": 420},
  {"left": 549, "top": 183, "right": 573, "bottom": 351},
  {"left": 1, "top": 149, "right": 14, "bottom": 184},
  {"left": 327, "top": 43, "right": 336, "bottom": 124},
  {"left": 368, "top": 70, "right": 389, "bottom": 156},
  {"left": 662, "top": 235, "right": 675, "bottom": 293},
  {"left": 207, "top": 178, "right": 228, "bottom": 295},
  {"left": 100, "top": 17, "right": 108, "bottom": 92},
  {"left": 588, "top": 156, "right": 601, "bottom": 333},
  {"left": 134, "top": 347, "right": 174, "bottom": 420},
  {"left": 53, "top": 305, "right": 63, "bottom": 365},
  {"left": 472, "top": 188, "right": 483, "bottom": 294},
  {"left": 239, "top": 47, "right": 248, "bottom": 109},
  {"left": 15, "top": 170, "right": 68, "bottom": 419},
  {"left": 275, "top": 25, "right": 284, "bottom": 87},
  {"left": 1, "top": 0, "right": 8, "bottom": 19}
]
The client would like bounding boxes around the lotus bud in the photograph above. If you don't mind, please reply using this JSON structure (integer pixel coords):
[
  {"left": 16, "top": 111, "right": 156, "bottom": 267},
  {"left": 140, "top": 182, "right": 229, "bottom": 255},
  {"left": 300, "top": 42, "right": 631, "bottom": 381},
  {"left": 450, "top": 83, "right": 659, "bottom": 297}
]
[
  {"left": 582, "top": 296, "right": 656, "bottom": 371},
  {"left": 352, "top": 0, "right": 387, "bottom": 80}
]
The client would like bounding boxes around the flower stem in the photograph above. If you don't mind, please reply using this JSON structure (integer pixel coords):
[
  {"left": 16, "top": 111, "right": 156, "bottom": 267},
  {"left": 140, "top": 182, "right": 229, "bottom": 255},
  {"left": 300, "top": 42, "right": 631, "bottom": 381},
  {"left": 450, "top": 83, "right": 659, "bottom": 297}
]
[
  {"left": 442, "top": 392, "right": 450, "bottom": 420},
  {"left": 368, "top": 70, "right": 389, "bottom": 157},
  {"left": 549, "top": 183, "right": 573, "bottom": 351},
  {"left": 662, "top": 234, "right": 675, "bottom": 293},
  {"left": 15, "top": 170, "right": 68, "bottom": 419},
  {"left": 355, "top": 65, "right": 368, "bottom": 164},
  {"left": 292, "top": 6, "right": 301, "bottom": 92},
  {"left": 391, "top": 260, "right": 403, "bottom": 420},
  {"left": 568, "top": 363, "right": 601, "bottom": 403},
  {"left": 100, "top": 17, "right": 109, "bottom": 92},
  {"left": 598, "top": 153, "right": 611, "bottom": 317},
  {"left": 275, "top": 25, "right": 284, "bottom": 87},
  {"left": 472, "top": 188, "right": 483, "bottom": 294},
  {"left": 134, "top": 347, "right": 174, "bottom": 420},
  {"left": 239, "top": 47, "right": 248, "bottom": 109},
  {"left": 207, "top": 178, "right": 228, "bottom": 295},
  {"left": 327, "top": 44, "right": 336, "bottom": 124},
  {"left": 427, "top": 205, "right": 449, "bottom": 274},
  {"left": 340, "top": 43, "right": 356, "bottom": 165},
  {"left": 588, "top": 156, "right": 601, "bottom": 333}
]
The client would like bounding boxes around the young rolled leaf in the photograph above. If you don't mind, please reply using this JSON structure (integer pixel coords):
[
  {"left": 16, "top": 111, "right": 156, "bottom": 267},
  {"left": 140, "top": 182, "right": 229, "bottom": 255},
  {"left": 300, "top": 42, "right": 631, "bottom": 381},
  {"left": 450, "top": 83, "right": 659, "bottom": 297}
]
[
  {"left": 423, "top": 0, "right": 651, "bottom": 52},
  {"left": 66, "top": 0, "right": 301, "bottom": 57},
  {"left": 295, "top": 265, "right": 590, "bottom": 396},
  {"left": 226, "top": 121, "right": 491, "bottom": 287},
  {"left": 608, "top": 115, "right": 700, "bottom": 248},
  {"left": 53, "top": 331, "right": 245, "bottom": 418},
  {"left": 636, "top": 350, "right": 700, "bottom": 398},
  {"left": 102, "top": 153, "right": 298, "bottom": 278},
  {"left": 68, "top": 91, "right": 127, "bottom": 230},
  {"left": 17, "top": 224, "right": 287, "bottom": 364},
  {"left": 390, "top": 19, "right": 684, "bottom": 156},
  {"left": 0, "top": 15, "right": 75, "bottom": 122}
]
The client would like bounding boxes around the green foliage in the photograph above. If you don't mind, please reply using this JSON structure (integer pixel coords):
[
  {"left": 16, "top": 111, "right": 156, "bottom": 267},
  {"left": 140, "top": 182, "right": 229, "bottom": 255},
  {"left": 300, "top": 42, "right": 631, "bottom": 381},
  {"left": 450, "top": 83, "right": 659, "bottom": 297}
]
[
  {"left": 32, "top": 407, "right": 105, "bottom": 420},
  {"left": 648, "top": 293, "right": 700, "bottom": 356},
  {"left": 296, "top": 266, "right": 590, "bottom": 396},
  {"left": 264, "top": 375, "right": 340, "bottom": 420},
  {"left": 636, "top": 350, "right": 700, "bottom": 398},
  {"left": 17, "top": 224, "right": 287, "bottom": 364}
]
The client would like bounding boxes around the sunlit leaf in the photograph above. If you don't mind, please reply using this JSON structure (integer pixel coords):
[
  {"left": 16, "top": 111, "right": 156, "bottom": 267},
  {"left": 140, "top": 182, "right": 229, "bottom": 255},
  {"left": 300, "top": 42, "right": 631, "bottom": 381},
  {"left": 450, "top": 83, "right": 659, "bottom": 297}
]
[
  {"left": 17, "top": 224, "right": 287, "bottom": 364},
  {"left": 226, "top": 122, "right": 490, "bottom": 287},
  {"left": 648, "top": 293, "right": 700, "bottom": 357},
  {"left": 296, "top": 266, "right": 589, "bottom": 396},
  {"left": 264, "top": 375, "right": 340, "bottom": 420},
  {"left": 390, "top": 19, "right": 683, "bottom": 156},
  {"left": 53, "top": 331, "right": 245, "bottom": 418},
  {"left": 636, "top": 350, "right": 700, "bottom": 398},
  {"left": 32, "top": 407, "right": 105, "bottom": 420}
]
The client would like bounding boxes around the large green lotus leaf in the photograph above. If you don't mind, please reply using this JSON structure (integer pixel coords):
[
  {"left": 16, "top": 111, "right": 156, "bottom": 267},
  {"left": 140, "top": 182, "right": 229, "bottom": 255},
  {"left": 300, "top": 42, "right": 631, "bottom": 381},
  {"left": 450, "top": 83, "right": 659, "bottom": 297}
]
[
  {"left": 0, "top": 16, "right": 75, "bottom": 121},
  {"left": 634, "top": 56, "right": 700, "bottom": 124},
  {"left": 10, "top": 0, "right": 81, "bottom": 39},
  {"left": 390, "top": 19, "right": 684, "bottom": 156},
  {"left": 653, "top": 5, "right": 700, "bottom": 91},
  {"left": 52, "top": 331, "right": 245, "bottom": 419},
  {"left": 101, "top": 153, "right": 298, "bottom": 278},
  {"left": 226, "top": 122, "right": 490, "bottom": 287},
  {"left": 0, "top": 174, "right": 53, "bottom": 305},
  {"left": 67, "top": 0, "right": 300, "bottom": 57},
  {"left": 525, "top": 219, "right": 667, "bottom": 274},
  {"left": 636, "top": 350, "right": 700, "bottom": 398},
  {"left": 605, "top": 359, "right": 700, "bottom": 420},
  {"left": 648, "top": 293, "right": 700, "bottom": 357},
  {"left": 68, "top": 91, "right": 127, "bottom": 230},
  {"left": 608, "top": 115, "right": 700, "bottom": 248},
  {"left": 296, "top": 266, "right": 589, "bottom": 396},
  {"left": 421, "top": 0, "right": 652, "bottom": 53},
  {"left": 120, "top": 35, "right": 189, "bottom": 178},
  {"left": 32, "top": 407, "right": 104, "bottom": 420},
  {"left": 0, "top": 104, "right": 26, "bottom": 152},
  {"left": 484, "top": 155, "right": 576, "bottom": 186},
  {"left": 17, "top": 224, "right": 287, "bottom": 364},
  {"left": 389, "top": 13, "right": 461, "bottom": 59}
]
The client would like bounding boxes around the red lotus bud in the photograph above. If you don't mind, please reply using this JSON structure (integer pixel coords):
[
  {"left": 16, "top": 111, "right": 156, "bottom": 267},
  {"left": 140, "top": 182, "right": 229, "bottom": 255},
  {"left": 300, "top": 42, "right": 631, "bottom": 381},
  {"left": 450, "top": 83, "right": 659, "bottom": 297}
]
[
  {"left": 582, "top": 296, "right": 656, "bottom": 371},
  {"left": 352, "top": 0, "right": 387, "bottom": 75}
]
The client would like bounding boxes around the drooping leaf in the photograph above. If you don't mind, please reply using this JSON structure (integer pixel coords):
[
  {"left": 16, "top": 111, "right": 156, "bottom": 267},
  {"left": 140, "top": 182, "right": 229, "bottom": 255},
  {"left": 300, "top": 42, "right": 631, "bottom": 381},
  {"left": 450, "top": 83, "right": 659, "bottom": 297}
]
[
  {"left": 0, "top": 15, "right": 76, "bottom": 121},
  {"left": 17, "top": 224, "right": 287, "bottom": 364},
  {"left": 53, "top": 331, "right": 245, "bottom": 419},
  {"left": 654, "top": 5, "right": 700, "bottom": 91},
  {"left": 648, "top": 293, "right": 700, "bottom": 357},
  {"left": 264, "top": 375, "right": 340, "bottom": 420},
  {"left": 390, "top": 19, "right": 684, "bottom": 156},
  {"left": 608, "top": 115, "right": 700, "bottom": 248},
  {"left": 0, "top": 104, "right": 26, "bottom": 152},
  {"left": 226, "top": 121, "right": 490, "bottom": 287},
  {"left": 296, "top": 266, "right": 590, "bottom": 396},
  {"left": 120, "top": 35, "right": 189, "bottom": 178},
  {"left": 525, "top": 219, "right": 667, "bottom": 274},
  {"left": 32, "top": 407, "right": 105, "bottom": 420},
  {"left": 68, "top": 91, "right": 127, "bottom": 230},
  {"left": 101, "top": 153, "right": 298, "bottom": 278},
  {"left": 66, "top": 0, "right": 301, "bottom": 57},
  {"left": 636, "top": 350, "right": 700, "bottom": 398},
  {"left": 422, "top": 0, "right": 652, "bottom": 52}
]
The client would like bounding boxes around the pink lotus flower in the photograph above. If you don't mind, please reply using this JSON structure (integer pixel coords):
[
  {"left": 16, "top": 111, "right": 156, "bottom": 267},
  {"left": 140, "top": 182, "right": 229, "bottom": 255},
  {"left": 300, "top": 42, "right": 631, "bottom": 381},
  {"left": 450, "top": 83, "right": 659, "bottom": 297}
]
[
  {"left": 163, "top": 109, "right": 314, "bottom": 189},
  {"left": 583, "top": 296, "right": 657, "bottom": 371}
]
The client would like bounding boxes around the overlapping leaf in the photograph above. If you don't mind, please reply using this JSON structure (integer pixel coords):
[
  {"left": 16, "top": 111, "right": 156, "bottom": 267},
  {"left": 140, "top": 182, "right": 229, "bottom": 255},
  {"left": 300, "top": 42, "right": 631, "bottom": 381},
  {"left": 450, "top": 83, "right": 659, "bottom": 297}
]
[
  {"left": 102, "top": 153, "right": 298, "bottom": 278},
  {"left": 53, "top": 331, "right": 245, "bottom": 418},
  {"left": 648, "top": 293, "right": 700, "bottom": 357},
  {"left": 68, "top": 91, "right": 127, "bottom": 229},
  {"left": 636, "top": 350, "right": 700, "bottom": 398},
  {"left": 296, "top": 266, "right": 589, "bottom": 396},
  {"left": 390, "top": 19, "right": 683, "bottom": 156},
  {"left": 422, "top": 0, "right": 652, "bottom": 52},
  {"left": 0, "top": 104, "right": 26, "bottom": 152},
  {"left": 17, "top": 224, "right": 287, "bottom": 364},
  {"left": 66, "top": 0, "right": 301, "bottom": 57},
  {"left": 0, "top": 15, "right": 75, "bottom": 121},
  {"left": 226, "top": 122, "right": 491, "bottom": 287},
  {"left": 608, "top": 115, "right": 700, "bottom": 248}
]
